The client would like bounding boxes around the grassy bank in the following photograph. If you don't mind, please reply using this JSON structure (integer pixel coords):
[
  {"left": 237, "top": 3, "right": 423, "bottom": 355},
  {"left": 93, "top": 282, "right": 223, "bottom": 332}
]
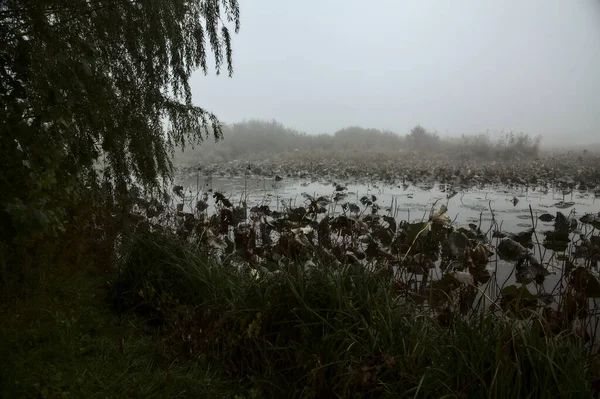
[
  {"left": 114, "top": 231, "right": 597, "bottom": 397},
  {"left": 0, "top": 266, "right": 247, "bottom": 399},
  {"left": 1, "top": 230, "right": 598, "bottom": 398}
]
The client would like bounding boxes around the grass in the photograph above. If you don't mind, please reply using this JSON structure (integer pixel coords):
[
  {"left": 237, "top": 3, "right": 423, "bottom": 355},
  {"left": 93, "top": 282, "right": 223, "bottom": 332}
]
[
  {"left": 0, "top": 265, "right": 250, "bottom": 399},
  {"left": 1, "top": 230, "right": 597, "bottom": 398},
  {"left": 110, "top": 230, "right": 597, "bottom": 398}
]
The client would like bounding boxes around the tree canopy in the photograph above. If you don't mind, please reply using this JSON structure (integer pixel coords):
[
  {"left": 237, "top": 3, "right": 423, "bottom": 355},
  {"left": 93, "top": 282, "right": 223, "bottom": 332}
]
[{"left": 0, "top": 0, "right": 239, "bottom": 243}]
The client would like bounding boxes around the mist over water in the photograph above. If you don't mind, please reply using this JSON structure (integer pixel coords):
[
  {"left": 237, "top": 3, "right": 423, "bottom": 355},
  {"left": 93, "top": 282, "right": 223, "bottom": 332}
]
[{"left": 191, "top": 0, "right": 600, "bottom": 146}]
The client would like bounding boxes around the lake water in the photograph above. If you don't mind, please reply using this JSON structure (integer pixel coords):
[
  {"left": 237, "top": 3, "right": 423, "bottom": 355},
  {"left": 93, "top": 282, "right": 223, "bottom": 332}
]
[{"left": 176, "top": 174, "right": 598, "bottom": 232}]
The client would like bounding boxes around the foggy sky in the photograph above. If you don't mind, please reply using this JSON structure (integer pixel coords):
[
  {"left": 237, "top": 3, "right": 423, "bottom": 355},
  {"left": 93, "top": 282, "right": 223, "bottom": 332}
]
[{"left": 190, "top": 1, "right": 600, "bottom": 145}]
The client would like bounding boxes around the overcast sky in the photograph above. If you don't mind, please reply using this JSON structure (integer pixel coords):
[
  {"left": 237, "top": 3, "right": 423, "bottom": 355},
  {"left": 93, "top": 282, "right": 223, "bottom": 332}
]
[{"left": 191, "top": 0, "right": 600, "bottom": 144}]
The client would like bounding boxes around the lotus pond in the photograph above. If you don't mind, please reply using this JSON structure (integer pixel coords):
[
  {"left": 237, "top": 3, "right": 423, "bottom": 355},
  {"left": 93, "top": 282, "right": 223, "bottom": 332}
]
[{"left": 164, "top": 166, "right": 600, "bottom": 342}]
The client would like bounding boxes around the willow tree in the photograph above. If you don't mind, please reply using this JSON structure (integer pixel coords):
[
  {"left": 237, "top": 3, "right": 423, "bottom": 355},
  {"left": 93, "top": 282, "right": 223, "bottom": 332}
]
[{"left": 0, "top": 0, "right": 239, "bottom": 285}]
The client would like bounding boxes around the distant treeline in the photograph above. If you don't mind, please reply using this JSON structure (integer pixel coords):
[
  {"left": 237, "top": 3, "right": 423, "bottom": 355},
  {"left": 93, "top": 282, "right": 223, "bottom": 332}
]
[{"left": 174, "top": 119, "right": 543, "bottom": 164}]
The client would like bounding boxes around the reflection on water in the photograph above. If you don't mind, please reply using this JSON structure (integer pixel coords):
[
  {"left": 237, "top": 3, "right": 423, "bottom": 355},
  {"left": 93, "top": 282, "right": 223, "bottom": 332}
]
[{"left": 177, "top": 175, "right": 597, "bottom": 233}]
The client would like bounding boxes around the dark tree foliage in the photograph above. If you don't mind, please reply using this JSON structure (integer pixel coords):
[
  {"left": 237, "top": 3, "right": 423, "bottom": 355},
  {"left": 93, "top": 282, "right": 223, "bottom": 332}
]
[{"left": 0, "top": 0, "right": 239, "bottom": 290}]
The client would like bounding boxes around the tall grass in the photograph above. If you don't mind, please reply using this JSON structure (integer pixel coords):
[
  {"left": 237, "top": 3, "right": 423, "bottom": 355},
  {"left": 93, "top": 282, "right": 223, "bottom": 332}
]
[{"left": 113, "top": 230, "right": 596, "bottom": 398}]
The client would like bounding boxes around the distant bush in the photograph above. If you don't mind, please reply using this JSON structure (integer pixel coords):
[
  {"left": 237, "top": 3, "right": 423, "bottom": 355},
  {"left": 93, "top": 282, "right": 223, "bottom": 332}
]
[
  {"left": 445, "top": 132, "right": 541, "bottom": 160},
  {"left": 454, "top": 133, "right": 495, "bottom": 158},
  {"left": 497, "top": 132, "right": 542, "bottom": 158},
  {"left": 173, "top": 120, "right": 543, "bottom": 164},
  {"left": 333, "top": 126, "right": 402, "bottom": 151},
  {"left": 173, "top": 120, "right": 407, "bottom": 163},
  {"left": 405, "top": 125, "right": 441, "bottom": 151}
]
